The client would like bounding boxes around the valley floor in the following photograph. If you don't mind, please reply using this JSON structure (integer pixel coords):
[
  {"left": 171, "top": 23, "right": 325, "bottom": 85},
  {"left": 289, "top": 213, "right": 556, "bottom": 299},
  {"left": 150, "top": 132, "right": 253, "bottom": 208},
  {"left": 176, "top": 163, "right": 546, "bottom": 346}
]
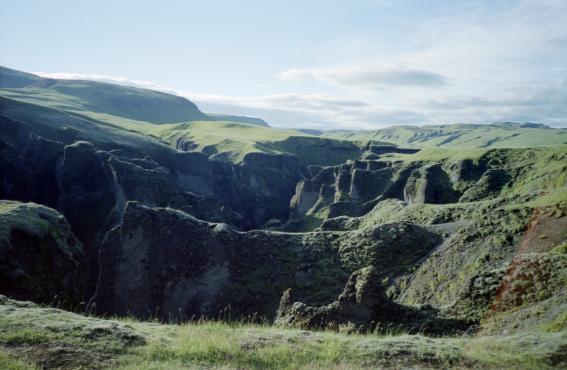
[{"left": 1, "top": 296, "right": 565, "bottom": 370}]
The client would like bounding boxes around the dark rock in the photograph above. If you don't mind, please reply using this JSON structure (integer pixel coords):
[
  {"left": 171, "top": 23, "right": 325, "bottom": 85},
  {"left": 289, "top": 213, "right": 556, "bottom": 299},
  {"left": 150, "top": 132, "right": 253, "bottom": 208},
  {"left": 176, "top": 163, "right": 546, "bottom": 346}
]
[
  {"left": 403, "top": 164, "right": 459, "bottom": 204},
  {"left": 275, "top": 266, "right": 471, "bottom": 334},
  {"left": 0, "top": 201, "right": 85, "bottom": 306},
  {"left": 93, "top": 203, "right": 441, "bottom": 321}
]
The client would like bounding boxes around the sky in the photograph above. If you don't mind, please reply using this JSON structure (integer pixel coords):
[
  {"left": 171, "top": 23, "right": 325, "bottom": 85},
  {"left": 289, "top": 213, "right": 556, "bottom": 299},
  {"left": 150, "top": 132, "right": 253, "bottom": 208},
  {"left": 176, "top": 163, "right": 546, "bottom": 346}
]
[{"left": 1, "top": 0, "right": 566, "bottom": 129}]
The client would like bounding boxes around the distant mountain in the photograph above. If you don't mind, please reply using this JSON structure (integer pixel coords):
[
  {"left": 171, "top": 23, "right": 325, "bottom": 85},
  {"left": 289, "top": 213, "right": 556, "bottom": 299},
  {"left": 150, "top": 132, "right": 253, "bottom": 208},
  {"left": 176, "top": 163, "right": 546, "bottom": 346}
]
[
  {"left": 322, "top": 122, "right": 567, "bottom": 148},
  {"left": 208, "top": 113, "right": 270, "bottom": 127}
]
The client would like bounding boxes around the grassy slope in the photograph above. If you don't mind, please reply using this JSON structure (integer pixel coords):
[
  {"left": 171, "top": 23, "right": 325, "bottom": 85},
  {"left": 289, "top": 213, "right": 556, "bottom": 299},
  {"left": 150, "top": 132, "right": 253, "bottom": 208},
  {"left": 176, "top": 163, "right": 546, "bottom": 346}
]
[
  {"left": 151, "top": 121, "right": 362, "bottom": 165},
  {"left": 0, "top": 66, "right": 43, "bottom": 88},
  {"left": 0, "top": 92, "right": 361, "bottom": 166},
  {"left": 0, "top": 81, "right": 210, "bottom": 124},
  {"left": 209, "top": 113, "right": 270, "bottom": 127},
  {"left": 386, "top": 146, "right": 567, "bottom": 195},
  {"left": 0, "top": 96, "right": 175, "bottom": 156},
  {"left": 150, "top": 121, "right": 311, "bottom": 162},
  {"left": 0, "top": 71, "right": 363, "bottom": 165},
  {"left": 0, "top": 296, "right": 565, "bottom": 370},
  {"left": 323, "top": 124, "right": 567, "bottom": 148}
]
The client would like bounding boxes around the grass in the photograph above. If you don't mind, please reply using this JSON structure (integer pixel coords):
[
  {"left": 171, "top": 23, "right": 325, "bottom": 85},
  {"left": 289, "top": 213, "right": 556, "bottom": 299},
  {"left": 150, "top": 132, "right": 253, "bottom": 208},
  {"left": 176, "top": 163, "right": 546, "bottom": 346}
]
[
  {"left": 4, "top": 69, "right": 567, "bottom": 168},
  {"left": 0, "top": 86, "right": 362, "bottom": 165},
  {"left": 150, "top": 120, "right": 311, "bottom": 162},
  {"left": 146, "top": 121, "right": 362, "bottom": 165},
  {"left": 1, "top": 296, "right": 565, "bottom": 369},
  {"left": 386, "top": 147, "right": 490, "bottom": 162},
  {"left": 323, "top": 123, "right": 567, "bottom": 149},
  {"left": 121, "top": 321, "right": 360, "bottom": 369},
  {"left": 543, "top": 312, "right": 567, "bottom": 333},
  {"left": 0, "top": 350, "right": 38, "bottom": 370},
  {"left": 0, "top": 79, "right": 210, "bottom": 124},
  {"left": 526, "top": 188, "right": 567, "bottom": 208}
]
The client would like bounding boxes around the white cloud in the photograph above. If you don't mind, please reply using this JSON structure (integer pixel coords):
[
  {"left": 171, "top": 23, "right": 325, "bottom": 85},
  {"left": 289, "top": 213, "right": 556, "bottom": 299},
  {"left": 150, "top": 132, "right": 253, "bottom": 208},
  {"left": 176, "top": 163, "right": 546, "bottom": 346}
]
[{"left": 279, "top": 64, "right": 447, "bottom": 88}]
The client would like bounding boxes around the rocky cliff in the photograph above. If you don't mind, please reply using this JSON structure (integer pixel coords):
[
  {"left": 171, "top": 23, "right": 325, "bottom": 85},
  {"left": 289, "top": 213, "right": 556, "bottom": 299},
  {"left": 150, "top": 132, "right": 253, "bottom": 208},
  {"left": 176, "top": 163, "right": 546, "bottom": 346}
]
[{"left": 92, "top": 201, "right": 441, "bottom": 321}]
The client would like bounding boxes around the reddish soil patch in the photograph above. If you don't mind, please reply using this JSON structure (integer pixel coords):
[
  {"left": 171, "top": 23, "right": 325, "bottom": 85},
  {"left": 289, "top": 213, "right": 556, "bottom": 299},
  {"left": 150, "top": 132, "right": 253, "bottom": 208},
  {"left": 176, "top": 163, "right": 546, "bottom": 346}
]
[{"left": 516, "top": 208, "right": 567, "bottom": 254}]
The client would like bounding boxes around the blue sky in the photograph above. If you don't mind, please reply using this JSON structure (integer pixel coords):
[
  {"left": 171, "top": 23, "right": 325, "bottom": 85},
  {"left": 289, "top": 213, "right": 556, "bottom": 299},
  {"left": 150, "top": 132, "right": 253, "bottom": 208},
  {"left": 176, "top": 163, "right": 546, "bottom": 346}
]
[{"left": 1, "top": 0, "right": 566, "bottom": 129}]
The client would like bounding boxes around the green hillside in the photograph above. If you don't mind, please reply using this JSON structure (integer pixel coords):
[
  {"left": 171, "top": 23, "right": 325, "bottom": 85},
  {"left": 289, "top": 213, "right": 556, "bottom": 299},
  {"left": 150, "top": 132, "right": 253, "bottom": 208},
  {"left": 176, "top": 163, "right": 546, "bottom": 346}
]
[
  {"left": 0, "top": 80, "right": 210, "bottom": 124},
  {"left": 2, "top": 65, "right": 567, "bottom": 370},
  {"left": 0, "top": 66, "right": 43, "bottom": 88},
  {"left": 151, "top": 121, "right": 361, "bottom": 164},
  {"left": 209, "top": 113, "right": 270, "bottom": 127},
  {"left": 0, "top": 67, "right": 363, "bottom": 165},
  {"left": 4, "top": 66, "right": 566, "bottom": 166},
  {"left": 322, "top": 123, "right": 567, "bottom": 148}
]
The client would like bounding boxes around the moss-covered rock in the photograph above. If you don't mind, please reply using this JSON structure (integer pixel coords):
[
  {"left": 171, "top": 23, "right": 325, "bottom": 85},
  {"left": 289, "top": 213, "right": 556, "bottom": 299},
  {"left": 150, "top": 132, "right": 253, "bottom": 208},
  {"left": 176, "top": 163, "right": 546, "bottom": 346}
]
[
  {"left": 275, "top": 266, "right": 471, "bottom": 334},
  {"left": 481, "top": 253, "right": 567, "bottom": 334},
  {"left": 93, "top": 202, "right": 441, "bottom": 321},
  {"left": 0, "top": 201, "right": 85, "bottom": 306}
]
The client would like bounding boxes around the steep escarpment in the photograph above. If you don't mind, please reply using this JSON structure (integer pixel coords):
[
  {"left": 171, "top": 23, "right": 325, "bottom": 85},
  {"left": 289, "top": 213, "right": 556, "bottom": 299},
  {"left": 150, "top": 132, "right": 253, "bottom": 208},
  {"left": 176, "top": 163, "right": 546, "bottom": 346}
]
[
  {"left": 289, "top": 146, "right": 566, "bottom": 231},
  {"left": 0, "top": 97, "right": 307, "bottom": 298}
]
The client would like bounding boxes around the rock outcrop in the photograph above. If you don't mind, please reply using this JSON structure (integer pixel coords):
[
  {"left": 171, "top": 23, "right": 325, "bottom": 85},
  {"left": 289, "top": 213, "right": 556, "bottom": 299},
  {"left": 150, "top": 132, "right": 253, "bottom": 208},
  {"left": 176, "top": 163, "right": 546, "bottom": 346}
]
[
  {"left": 0, "top": 102, "right": 304, "bottom": 299},
  {"left": 92, "top": 202, "right": 440, "bottom": 321},
  {"left": 0, "top": 201, "right": 85, "bottom": 306},
  {"left": 481, "top": 252, "right": 567, "bottom": 334},
  {"left": 275, "top": 266, "right": 471, "bottom": 334},
  {"left": 286, "top": 149, "right": 493, "bottom": 230}
]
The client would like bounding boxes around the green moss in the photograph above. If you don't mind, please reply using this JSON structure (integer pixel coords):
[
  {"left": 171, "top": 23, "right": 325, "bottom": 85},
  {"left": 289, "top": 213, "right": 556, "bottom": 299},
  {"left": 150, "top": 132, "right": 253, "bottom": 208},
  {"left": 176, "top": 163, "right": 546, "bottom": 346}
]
[
  {"left": 0, "top": 351, "right": 38, "bottom": 370},
  {"left": 0, "top": 201, "right": 53, "bottom": 240},
  {"left": 542, "top": 312, "right": 567, "bottom": 332},
  {"left": 551, "top": 241, "right": 567, "bottom": 255},
  {"left": 322, "top": 124, "right": 567, "bottom": 149}
]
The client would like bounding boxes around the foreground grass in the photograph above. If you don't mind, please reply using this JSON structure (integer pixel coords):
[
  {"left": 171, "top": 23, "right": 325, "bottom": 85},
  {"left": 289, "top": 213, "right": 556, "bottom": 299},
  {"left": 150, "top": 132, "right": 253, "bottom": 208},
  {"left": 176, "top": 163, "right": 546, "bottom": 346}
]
[
  {"left": 0, "top": 350, "right": 39, "bottom": 370},
  {"left": 1, "top": 296, "right": 565, "bottom": 369}
]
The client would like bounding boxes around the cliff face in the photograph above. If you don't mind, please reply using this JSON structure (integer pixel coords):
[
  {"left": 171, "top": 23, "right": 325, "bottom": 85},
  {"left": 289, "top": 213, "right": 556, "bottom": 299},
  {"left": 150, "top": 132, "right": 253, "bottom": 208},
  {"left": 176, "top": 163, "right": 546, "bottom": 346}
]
[
  {"left": 211, "top": 152, "right": 301, "bottom": 229},
  {"left": 92, "top": 201, "right": 440, "bottom": 321},
  {"left": 0, "top": 101, "right": 307, "bottom": 299},
  {"left": 287, "top": 148, "right": 485, "bottom": 230},
  {"left": 288, "top": 146, "right": 565, "bottom": 232}
]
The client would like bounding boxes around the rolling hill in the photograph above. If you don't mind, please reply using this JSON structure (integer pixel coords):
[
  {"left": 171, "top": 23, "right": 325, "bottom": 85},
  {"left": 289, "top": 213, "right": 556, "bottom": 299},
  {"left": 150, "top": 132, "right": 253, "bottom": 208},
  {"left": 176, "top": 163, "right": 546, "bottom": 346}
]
[
  {"left": 0, "top": 66, "right": 362, "bottom": 165},
  {"left": 322, "top": 123, "right": 567, "bottom": 148}
]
